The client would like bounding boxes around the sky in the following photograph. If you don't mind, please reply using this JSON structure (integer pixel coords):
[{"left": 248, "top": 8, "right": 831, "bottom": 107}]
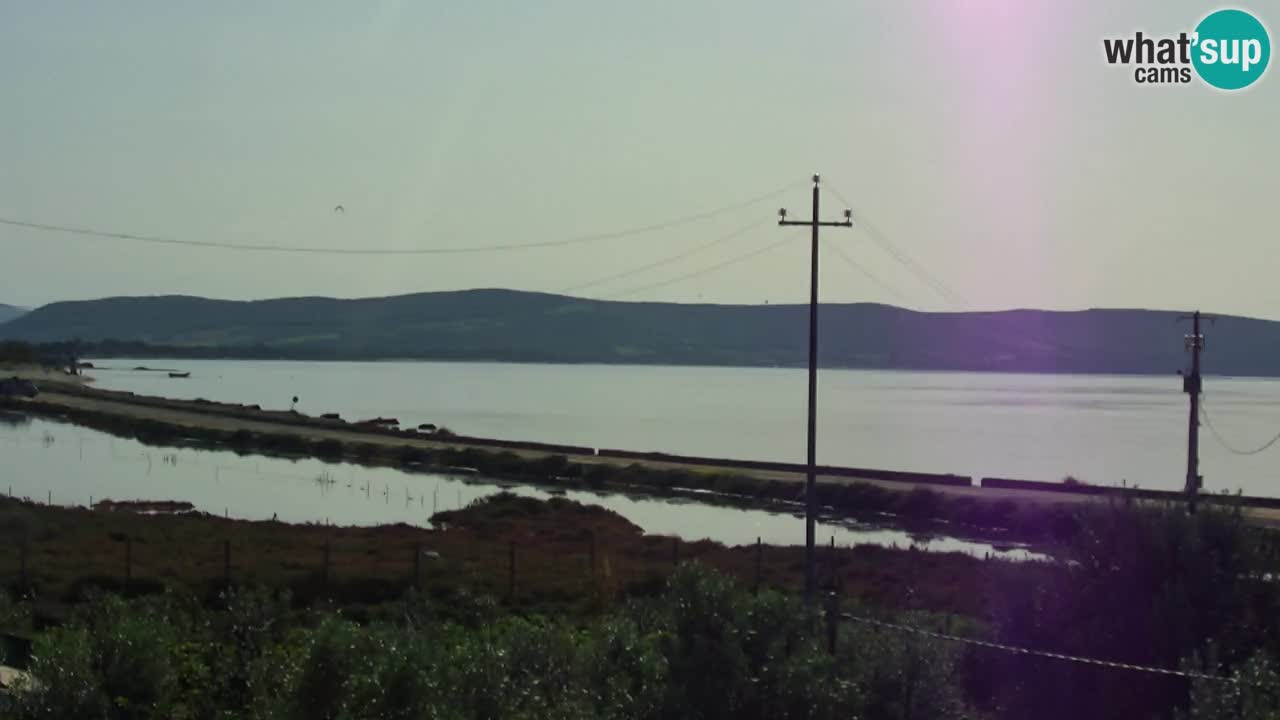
[{"left": 1, "top": 1, "right": 1278, "bottom": 317}]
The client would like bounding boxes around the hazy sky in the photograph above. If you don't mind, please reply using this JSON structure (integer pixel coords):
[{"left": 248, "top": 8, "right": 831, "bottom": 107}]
[{"left": 2, "top": 1, "right": 1277, "bottom": 317}]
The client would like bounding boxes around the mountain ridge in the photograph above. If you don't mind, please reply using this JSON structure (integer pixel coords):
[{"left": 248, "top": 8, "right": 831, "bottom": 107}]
[
  {"left": 0, "top": 303, "right": 27, "bottom": 325},
  {"left": 3, "top": 289, "right": 1277, "bottom": 375}
]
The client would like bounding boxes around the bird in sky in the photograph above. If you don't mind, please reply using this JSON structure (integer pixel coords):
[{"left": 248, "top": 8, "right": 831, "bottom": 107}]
[{"left": 333, "top": 205, "right": 345, "bottom": 214}]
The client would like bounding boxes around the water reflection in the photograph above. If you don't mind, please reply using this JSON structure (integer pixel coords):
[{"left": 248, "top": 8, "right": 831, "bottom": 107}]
[
  {"left": 0, "top": 411, "right": 30, "bottom": 428},
  {"left": 0, "top": 414, "right": 1039, "bottom": 560},
  {"left": 83, "top": 359, "right": 1280, "bottom": 495}
]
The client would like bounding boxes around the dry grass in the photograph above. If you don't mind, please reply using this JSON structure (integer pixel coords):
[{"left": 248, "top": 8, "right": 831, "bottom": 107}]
[{"left": 0, "top": 493, "right": 999, "bottom": 618}]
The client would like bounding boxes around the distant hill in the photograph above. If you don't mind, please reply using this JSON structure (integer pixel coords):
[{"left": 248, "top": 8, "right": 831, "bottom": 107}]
[
  {"left": 0, "top": 304, "right": 26, "bottom": 325},
  {"left": 2, "top": 289, "right": 1278, "bottom": 375}
]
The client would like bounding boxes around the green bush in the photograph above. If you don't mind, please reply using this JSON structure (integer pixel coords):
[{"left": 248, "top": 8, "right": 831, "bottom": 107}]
[
  {"left": 17, "top": 596, "right": 184, "bottom": 719},
  {"left": 313, "top": 438, "right": 343, "bottom": 460},
  {"left": 985, "top": 500, "right": 1280, "bottom": 719},
  {"left": 4, "top": 565, "right": 974, "bottom": 719},
  {"left": 0, "top": 341, "right": 37, "bottom": 365},
  {"left": 1180, "top": 652, "right": 1280, "bottom": 720},
  {"left": 397, "top": 445, "right": 426, "bottom": 465},
  {"left": 17, "top": 626, "right": 101, "bottom": 719}
]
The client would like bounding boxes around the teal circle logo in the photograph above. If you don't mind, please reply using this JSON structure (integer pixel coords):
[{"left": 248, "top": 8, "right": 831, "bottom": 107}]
[{"left": 1192, "top": 9, "right": 1270, "bottom": 90}]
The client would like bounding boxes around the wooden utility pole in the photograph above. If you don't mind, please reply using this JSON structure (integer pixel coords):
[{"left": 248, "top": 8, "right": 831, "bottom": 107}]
[
  {"left": 779, "top": 175, "right": 853, "bottom": 603},
  {"left": 1179, "top": 311, "right": 1213, "bottom": 513}
]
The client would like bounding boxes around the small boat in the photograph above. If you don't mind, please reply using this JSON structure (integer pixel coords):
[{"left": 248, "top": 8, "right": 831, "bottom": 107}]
[{"left": 168, "top": 372, "right": 190, "bottom": 379}]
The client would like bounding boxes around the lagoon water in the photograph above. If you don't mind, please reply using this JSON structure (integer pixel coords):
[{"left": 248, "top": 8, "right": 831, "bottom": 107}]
[
  {"left": 0, "top": 413, "right": 1034, "bottom": 559},
  {"left": 85, "top": 359, "right": 1280, "bottom": 496}
]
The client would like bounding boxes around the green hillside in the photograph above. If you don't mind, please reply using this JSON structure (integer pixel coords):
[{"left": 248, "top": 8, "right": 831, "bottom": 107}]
[{"left": 3, "top": 289, "right": 1278, "bottom": 375}]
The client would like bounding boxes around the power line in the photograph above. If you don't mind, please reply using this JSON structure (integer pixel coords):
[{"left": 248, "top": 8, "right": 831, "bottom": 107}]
[
  {"left": 0, "top": 182, "right": 799, "bottom": 256},
  {"left": 841, "top": 613, "right": 1240, "bottom": 685},
  {"left": 557, "top": 219, "right": 764, "bottom": 295},
  {"left": 1201, "top": 400, "right": 1280, "bottom": 456},
  {"left": 601, "top": 232, "right": 789, "bottom": 300},
  {"left": 821, "top": 237, "right": 917, "bottom": 310},
  {"left": 822, "top": 184, "right": 970, "bottom": 308},
  {"left": 777, "top": 174, "right": 855, "bottom": 605}
]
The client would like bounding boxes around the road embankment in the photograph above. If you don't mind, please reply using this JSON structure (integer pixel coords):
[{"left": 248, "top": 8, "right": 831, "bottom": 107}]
[{"left": 6, "top": 380, "right": 1279, "bottom": 540}]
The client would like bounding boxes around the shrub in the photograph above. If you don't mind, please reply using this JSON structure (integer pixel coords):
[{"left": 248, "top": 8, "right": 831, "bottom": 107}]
[
  {"left": 534, "top": 454, "right": 571, "bottom": 479},
  {"left": 314, "top": 438, "right": 343, "bottom": 460},
  {"left": 17, "top": 626, "right": 102, "bottom": 719},
  {"left": 986, "top": 500, "right": 1280, "bottom": 720},
  {"left": 0, "top": 341, "right": 37, "bottom": 365},
  {"left": 398, "top": 446, "right": 426, "bottom": 465},
  {"left": 227, "top": 429, "right": 254, "bottom": 447}
]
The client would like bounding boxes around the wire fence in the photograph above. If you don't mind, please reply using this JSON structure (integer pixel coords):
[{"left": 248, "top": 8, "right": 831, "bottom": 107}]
[
  {"left": 833, "top": 610, "right": 1240, "bottom": 685},
  {"left": 0, "top": 487, "right": 1260, "bottom": 689},
  {"left": 0, "top": 517, "right": 725, "bottom": 606}
]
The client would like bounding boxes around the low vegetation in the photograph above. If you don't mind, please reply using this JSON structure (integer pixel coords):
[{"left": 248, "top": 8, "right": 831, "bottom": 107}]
[
  {"left": 0, "top": 341, "right": 38, "bottom": 367},
  {"left": 0, "top": 565, "right": 976, "bottom": 720},
  {"left": 2, "top": 497, "right": 1278, "bottom": 718},
  {"left": 0, "top": 492, "right": 996, "bottom": 619}
]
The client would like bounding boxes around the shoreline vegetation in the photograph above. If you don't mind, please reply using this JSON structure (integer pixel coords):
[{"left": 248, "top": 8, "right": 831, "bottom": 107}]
[
  {"left": 6, "top": 365, "right": 1280, "bottom": 715},
  {"left": 0, "top": 491, "right": 997, "bottom": 618},
  {"left": 1, "top": 387, "right": 1073, "bottom": 548},
  {"left": 4, "top": 378, "right": 1278, "bottom": 548},
  {"left": 3, "top": 487, "right": 1279, "bottom": 718}
]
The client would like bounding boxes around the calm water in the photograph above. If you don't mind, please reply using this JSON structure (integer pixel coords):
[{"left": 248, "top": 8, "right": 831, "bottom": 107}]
[
  {"left": 85, "top": 359, "right": 1280, "bottom": 496},
  {"left": 0, "top": 414, "right": 1032, "bottom": 559}
]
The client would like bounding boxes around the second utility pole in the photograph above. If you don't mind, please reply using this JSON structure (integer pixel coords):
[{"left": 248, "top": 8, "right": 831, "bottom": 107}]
[
  {"left": 1179, "top": 310, "right": 1213, "bottom": 514},
  {"left": 779, "top": 175, "right": 852, "bottom": 604}
]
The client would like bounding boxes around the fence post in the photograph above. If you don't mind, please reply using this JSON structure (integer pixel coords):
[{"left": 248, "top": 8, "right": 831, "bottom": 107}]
[
  {"left": 224, "top": 540, "right": 231, "bottom": 586},
  {"left": 672, "top": 537, "right": 680, "bottom": 567},
  {"left": 321, "top": 542, "right": 330, "bottom": 589},
  {"left": 125, "top": 536, "right": 133, "bottom": 593},
  {"left": 18, "top": 542, "right": 27, "bottom": 595},
  {"left": 508, "top": 541, "right": 516, "bottom": 600},
  {"left": 754, "top": 536, "right": 763, "bottom": 595},
  {"left": 413, "top": 543, "right": 421, "bottom": 590},
  {"left": 825, "top": 590, "right": 840, "bottom": 654},
  {"left": 588, "top": 531, "right": 596, "bottom": 579},
  {"left": 47, "top": 491, "right": 51, "bottom": 506},
  {"left": 829, "top": 536, "right": 836, "bottom": 589}
]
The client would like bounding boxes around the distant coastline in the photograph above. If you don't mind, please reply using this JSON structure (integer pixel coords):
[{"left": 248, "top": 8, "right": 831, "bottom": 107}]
[
  {"left": 5, "top": 289, "right": 1280, "bottom": 376},
  {"left": 67, "top": 345, "right": 1268, "bottom": 381}
]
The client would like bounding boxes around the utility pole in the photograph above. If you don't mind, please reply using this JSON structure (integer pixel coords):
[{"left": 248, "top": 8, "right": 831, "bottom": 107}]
[
  {"left": 779, "top": 175, "right": 852, "bottom": 604},
  {"left": 1178, "top": 310, "right": 1213, "bottom": 513}
]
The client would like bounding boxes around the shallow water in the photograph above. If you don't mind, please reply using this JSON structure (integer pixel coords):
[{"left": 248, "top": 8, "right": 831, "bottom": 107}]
[
  {"left": 0, "top": 414, "right": 1037, "bottom": 560},
  {"left": 85, "top": 359, "right": 1280, "bottom": 496}
]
